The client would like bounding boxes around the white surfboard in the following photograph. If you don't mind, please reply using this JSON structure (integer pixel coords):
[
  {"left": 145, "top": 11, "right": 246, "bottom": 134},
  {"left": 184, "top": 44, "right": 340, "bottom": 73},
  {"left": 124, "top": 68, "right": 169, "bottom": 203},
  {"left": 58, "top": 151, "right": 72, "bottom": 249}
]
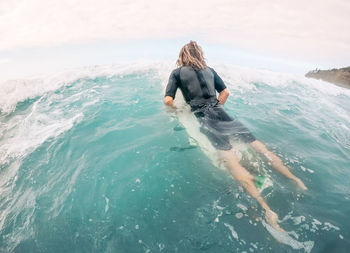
[{"left": 167, "top": 90, "right": 273, "bottom": 191}]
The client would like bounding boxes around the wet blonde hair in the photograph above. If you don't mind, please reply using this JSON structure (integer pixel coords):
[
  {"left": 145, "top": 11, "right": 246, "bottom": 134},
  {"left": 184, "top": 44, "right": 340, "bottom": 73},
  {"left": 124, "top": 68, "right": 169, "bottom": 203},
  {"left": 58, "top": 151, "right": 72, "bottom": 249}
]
[{"left": 177, "top": 41, "right": 207, "bottom": 69}]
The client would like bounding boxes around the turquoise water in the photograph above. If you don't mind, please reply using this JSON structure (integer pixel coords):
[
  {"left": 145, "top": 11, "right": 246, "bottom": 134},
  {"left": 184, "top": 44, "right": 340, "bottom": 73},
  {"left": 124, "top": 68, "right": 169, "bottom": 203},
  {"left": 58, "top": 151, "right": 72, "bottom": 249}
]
[{"left": 0, "top": 64, "right": 349, "bottom": 252}]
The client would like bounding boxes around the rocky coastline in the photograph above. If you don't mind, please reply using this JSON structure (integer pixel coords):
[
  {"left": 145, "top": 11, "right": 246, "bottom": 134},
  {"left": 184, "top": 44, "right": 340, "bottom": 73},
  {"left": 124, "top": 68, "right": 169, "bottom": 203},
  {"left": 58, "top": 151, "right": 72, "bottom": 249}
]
[{"left": 305, "top": 66, "right": 350, "bottom": 89}]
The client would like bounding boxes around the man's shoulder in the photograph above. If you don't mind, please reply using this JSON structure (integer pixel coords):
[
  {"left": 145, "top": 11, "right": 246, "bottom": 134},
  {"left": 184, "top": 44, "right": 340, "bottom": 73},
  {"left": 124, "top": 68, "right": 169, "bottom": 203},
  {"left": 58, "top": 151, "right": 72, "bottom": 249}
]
[
  {"left": 171, "top": 67, "right": 181, "bottom": 76},
  {"left": 207, "top": 66, "right": 215, "bottom": 72},
  {"left": 171, "top": 66, "right": 214, "bottom": 77}
]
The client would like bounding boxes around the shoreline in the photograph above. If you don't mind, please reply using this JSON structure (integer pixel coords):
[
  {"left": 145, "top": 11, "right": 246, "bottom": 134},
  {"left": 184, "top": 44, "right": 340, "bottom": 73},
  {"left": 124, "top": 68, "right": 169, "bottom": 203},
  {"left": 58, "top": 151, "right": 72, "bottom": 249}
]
[{"left": 305, "top": 66, "right": 350, "bottom": 89}]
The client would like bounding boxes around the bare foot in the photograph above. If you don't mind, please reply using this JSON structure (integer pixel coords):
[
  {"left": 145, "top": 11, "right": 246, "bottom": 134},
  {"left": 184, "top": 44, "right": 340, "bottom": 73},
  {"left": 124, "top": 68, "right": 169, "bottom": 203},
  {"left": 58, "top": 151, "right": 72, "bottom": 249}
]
[
  {"left": 294, "top": 178, "right": 307, "bottom": 190},
  {"left": 265, "top": 210, "right": 285, "bottom": 232}
]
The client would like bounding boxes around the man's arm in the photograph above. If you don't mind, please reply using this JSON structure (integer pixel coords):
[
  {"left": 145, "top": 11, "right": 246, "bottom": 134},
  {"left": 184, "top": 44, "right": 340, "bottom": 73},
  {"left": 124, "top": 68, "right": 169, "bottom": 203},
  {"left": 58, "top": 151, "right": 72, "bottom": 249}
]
[
  {"left": 163, "top": 96, "right": 174, "bottom": 107},
  {"left": 210, "top": 68, "right": 229, "bottom": 105},
  {"left": 164, "top": 69, "right": 180, "bottom": 107},
  {"left": 218, "top": 88, "right": 230, "bottom": 105}
]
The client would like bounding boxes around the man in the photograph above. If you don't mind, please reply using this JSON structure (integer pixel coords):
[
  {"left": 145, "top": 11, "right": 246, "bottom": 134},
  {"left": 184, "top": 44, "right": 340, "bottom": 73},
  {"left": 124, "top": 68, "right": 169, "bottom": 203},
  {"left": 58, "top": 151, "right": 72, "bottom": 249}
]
[{"left": 164, "top": 41, "right": 307, "bottom": 230}]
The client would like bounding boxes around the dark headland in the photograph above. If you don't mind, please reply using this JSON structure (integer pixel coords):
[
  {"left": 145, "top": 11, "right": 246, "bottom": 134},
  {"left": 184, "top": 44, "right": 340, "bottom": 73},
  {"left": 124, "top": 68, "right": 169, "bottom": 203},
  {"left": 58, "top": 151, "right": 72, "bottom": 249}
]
[{"left": 305, "top": 66, "right": 350, "bottom": 89}]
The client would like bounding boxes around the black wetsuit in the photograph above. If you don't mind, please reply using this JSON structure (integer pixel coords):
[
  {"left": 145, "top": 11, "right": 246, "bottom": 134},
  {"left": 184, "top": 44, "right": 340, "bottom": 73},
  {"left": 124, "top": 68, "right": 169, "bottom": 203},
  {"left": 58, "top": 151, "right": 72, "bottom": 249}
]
[{"left": 165, "top": 66, "right": 256, "bottom": 150}]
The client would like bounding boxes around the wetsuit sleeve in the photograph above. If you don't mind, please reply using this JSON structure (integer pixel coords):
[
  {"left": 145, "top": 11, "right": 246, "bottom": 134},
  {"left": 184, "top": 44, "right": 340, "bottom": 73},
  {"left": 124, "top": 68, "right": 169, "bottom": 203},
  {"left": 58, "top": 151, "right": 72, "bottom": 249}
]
[
  {"left": 165, "top": 69, "right": 180, "bottom": 99},
  {"left": 210, "top": 68, "right": 227, "bottom": 93}
]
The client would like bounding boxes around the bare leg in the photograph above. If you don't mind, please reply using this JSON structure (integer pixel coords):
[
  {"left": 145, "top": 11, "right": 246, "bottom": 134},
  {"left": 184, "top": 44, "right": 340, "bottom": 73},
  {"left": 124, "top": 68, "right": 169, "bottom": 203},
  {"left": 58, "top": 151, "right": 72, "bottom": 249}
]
[
  {"left": 250, "top": 140, "right": 307, "bottom": 190},
  {"left": 219, "top": 149, "right": 284, "bottom": 231}
]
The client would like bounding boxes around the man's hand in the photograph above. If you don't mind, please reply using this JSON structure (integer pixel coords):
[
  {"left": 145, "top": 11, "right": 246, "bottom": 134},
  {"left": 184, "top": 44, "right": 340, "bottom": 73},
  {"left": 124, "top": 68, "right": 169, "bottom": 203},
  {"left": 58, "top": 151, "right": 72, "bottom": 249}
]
[
  {"left": 163, "top": 96, "right": 174, "bottom": 107},
  {"left": 218, "top": 88, "right": 230, "bottom": 105}
]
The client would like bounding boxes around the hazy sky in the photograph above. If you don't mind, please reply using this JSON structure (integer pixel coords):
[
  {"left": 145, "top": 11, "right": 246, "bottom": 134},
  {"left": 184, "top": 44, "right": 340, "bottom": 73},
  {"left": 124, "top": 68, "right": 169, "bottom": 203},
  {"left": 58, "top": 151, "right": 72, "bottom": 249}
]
[{"left": 0, "top": 0, "right": 349, "bottom": 79}]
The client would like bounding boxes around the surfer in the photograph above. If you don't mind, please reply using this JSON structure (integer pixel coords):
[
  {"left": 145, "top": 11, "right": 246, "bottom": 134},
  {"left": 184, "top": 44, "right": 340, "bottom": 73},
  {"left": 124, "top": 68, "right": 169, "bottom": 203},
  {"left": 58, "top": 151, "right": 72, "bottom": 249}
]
[{"left": 163, "top": 41, "right": 307, "bottom": 230}]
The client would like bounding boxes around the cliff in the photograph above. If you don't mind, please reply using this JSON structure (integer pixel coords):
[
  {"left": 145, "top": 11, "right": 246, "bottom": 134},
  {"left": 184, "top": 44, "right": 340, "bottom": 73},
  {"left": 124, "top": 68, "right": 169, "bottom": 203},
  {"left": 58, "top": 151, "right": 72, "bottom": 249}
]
[{"left": 305, "top": 66, "right": 350, "bottom": 89}]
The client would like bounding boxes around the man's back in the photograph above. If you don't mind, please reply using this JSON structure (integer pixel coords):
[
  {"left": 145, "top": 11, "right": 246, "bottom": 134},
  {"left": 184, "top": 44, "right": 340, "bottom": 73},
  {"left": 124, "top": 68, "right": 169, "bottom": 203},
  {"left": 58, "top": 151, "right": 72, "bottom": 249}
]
[
  {"left": 178, "top": 66, "right": 216, "bottom": 102},
  {"left": 165, "top": 66, "right": 226, "bottom": 107}
]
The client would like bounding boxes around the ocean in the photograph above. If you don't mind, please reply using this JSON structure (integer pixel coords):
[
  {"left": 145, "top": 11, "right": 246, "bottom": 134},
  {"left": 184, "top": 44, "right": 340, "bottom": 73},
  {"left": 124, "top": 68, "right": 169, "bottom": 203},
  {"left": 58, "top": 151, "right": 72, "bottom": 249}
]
[{"left": 0, "top": 62, "right": 349, "bottom": 252}]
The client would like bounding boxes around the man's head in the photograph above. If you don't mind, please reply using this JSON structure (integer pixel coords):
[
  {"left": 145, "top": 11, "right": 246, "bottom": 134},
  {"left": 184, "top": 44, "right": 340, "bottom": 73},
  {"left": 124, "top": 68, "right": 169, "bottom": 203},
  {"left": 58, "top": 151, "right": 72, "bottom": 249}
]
[{"left": 177, "top": 41, "right": 207, "bottom": 69}]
